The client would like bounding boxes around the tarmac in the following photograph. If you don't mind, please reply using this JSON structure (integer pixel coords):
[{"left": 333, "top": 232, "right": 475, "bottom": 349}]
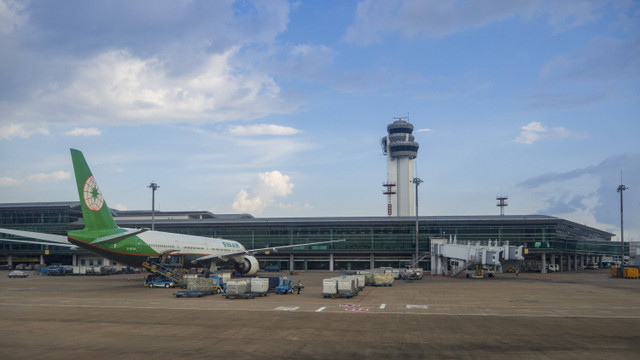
[{"left": 1, "top": 269, "right": 639, "bottom": 359}]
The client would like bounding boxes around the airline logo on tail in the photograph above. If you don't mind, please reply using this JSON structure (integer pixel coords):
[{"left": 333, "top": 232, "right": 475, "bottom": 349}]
[{"left": 83, "top": 175, "right": 104, "bottom": 212}]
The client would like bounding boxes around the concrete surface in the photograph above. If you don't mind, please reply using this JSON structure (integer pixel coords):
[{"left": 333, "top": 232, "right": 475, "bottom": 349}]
[{"left": 1, "top": 269, "right": 639, "bottom": 359}]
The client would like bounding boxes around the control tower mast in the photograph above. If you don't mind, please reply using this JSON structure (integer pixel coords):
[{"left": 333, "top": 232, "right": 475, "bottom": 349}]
[{"left": 381, "top": 117, "right": 420, "bottom": 216}]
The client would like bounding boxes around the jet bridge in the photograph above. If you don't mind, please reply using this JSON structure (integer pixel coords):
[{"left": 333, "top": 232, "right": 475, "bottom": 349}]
[{"left": 430, "top": 236, "right": 524, "bottom": 276}]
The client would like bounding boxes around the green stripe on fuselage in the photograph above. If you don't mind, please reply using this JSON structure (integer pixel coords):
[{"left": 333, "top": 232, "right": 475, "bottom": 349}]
[{"left": 68, "top": 230, "right": 158, "bottom": 267}]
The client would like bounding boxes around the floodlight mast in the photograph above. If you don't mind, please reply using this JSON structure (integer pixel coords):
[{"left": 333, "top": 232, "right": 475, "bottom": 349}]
[
  {"left": 617, "top": 182, "right": 628, "bottom": 265},
  {"left": 148, "top": 182, "right": 160, "bottom": 231},
  {"left": 413, "top": 177, "right": 423, "bottom": 263}
]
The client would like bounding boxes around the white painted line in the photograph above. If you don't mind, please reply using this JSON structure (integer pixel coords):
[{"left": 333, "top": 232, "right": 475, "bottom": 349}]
[
  {"left": 380, "top": 304, "right": 386, "bottom": 309},
  {"left": 275, "top": 306, "right": 299, "bottom": 312},
  {"left": 316, "top": 307, "right": 326, "bottom": 312},
  {"left": 406, "top": 305, "right": 429, "bottom": 309}
]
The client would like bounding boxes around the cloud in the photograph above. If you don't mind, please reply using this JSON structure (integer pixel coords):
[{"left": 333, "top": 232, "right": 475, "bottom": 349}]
[
  {"left": 0, "top": 0, "right": 26, "bottom": 34},
  {"left": 0, "top": 1, "right": 298, "bottom": 128},
  {"left": 232, "top": 170, "right": 294, "bottom": 214},
  {"left": 519, "top": 153, "right": 640, "bottom": 239},
  {"left": 416, "top": 128, "right": 432, "bottom": 132},
  {"left": 26, "top": 171, "right": 71, "bottom": 183},
  {"left": 514, "top": 121, "right": 585, "bottom": 144},
  {"left": 228, "top": 124, "right": 302, "bottom": 136},
  {"left": 2, "top": 49, "right": 294, "bottom": 126},
  {"left": 541, "top": 37, "right": 640, "bottom": 82},
  {"left": 0, "top": 123, "right": 49, "bottom": 140},
  {"left": 344, "top": 0, "right": 613, "bottom": 45},
  {"left": 112, "top": 204, "right": 128, "bottom": 211},
  {"left": 0, "top": 176, "right": 19, "bottom": 186},
  {"left": 526, "top": 92, "right": 607, "bottom": 109},
  {"left": 64, "top": 127, "right": 101, "bottom": 136}
]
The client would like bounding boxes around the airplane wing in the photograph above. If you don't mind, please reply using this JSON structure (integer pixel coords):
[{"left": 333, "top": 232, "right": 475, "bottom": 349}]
[
  {"left": 192, "top": 238, "right": 346, "bottom": 263},
  {"left": 0, "top": 238, "right": 78, "bottom": 248},
  {"left": 0, "top": 228, "right": 70, "bottom": 244}
]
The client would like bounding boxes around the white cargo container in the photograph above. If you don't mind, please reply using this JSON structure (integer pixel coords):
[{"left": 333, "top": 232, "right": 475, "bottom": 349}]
[
  {"left": 353, "top": 274, "right": 366, "bottom": 289},
  {"left": 340, "top": 275, "right": 365, "bottom": 290},
  {"left": 337, "top": 277, "right": 357, "bottom": 294},
  {"left": 250, "top": 278, "right": 269, "bottom": 295},
  {"left": 225, "top": 279, "right": 250, "bottom": 295},
  {"left": 323, "top": 278, "right": 339, "bottom": 295}
]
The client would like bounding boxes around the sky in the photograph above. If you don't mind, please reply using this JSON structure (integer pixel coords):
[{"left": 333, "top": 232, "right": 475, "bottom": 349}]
[{"left": 0, "top": 0, "right": 639, "bottom": 242}]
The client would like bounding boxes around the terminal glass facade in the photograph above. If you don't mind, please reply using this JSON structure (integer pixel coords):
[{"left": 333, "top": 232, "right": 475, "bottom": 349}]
[{"left": 0, "top": 202, "right": 621, "bottom": 270}]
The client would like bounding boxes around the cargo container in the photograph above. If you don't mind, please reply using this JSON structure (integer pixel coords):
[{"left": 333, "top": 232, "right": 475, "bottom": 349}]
[
  {"left": 322, "top": 278, "right": 338, "bottom": 295},
  {"left": 224, "top": 279, "right": 255, "bottom": 298},
  {"left": 322, "top": 277, "right": 358, "bottom": 298},
  {"left": 341, "top": 275, "right": 365, "bottom": 290},
  {"left": 259, "top": 276, "right": 281, "bottom": 292},
  {"left": 338, "top": 277, "right": 357, "bottom": 294},
  {"left": 372, "top": 273, "right": 394, "bottom": 286},
  {"left": 623, "top": 267, "right": 639, "bottom": 279},
  {"left": 250, "top": 278, "right": 269, "bottom": 296},
  {"left": 187, "top": 278, "right": 218, "bottom": 292}
]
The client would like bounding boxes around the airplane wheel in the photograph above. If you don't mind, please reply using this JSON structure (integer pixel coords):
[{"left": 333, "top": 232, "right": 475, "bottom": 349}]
[
  {"left": 149, "top": 284, "right": 154, "bottom": 288},
  {"left": 164, "top": 284, "right": 169, "bottom": 288}
]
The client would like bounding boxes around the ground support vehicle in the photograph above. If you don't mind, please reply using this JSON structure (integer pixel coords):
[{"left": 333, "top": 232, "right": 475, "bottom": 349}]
[
  {"left": 400, "top": 268, "right": 424, "bottom": 280},
  {"left": 142, "top": 261, "right": 184, "bottom": 287},
  {"left": 275, "top": 278, "right": 294, "bottom": 294},
  {"left": 145, "top": 276, "right": 175, "bottom": 288}
]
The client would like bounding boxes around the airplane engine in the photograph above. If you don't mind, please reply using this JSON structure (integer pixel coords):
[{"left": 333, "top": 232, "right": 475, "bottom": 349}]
[{"left": 234, "top": 255, "right": 259, "bottom": 276}]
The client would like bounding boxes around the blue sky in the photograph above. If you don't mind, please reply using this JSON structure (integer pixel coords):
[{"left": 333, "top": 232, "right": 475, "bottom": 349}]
[{"left": 1, "top": 0, "right": 638, "bottom": 242}]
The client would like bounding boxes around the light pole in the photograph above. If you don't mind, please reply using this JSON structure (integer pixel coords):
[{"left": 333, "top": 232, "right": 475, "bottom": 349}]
[
  {"left": 413, "top": 177, "right": 423, "bottom": 266},
  {"left": 617, "top": 182, "right": 628, "bottom": 265},
  {"left": 148, "top": 182, "right": 160, "bottom": 231}
]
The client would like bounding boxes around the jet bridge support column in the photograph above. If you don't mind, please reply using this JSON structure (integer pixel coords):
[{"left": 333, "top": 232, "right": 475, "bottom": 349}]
[
  {"left": 370, "top": 254, "right": 374, "bottom": 270},
  {"left": 329, "top": 254, "right": 334, "bottom": 272},
  {"left": 289, "top": 254, "right": 294, "bottom": 272},
  {"left": 541, "top": 254, "right": 547, "bottom": 274}
]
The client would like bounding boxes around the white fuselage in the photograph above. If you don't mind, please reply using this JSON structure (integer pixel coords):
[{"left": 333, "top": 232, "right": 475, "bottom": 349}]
[{"left": 138, "top": 230, "right": 246, "bottom": 258}]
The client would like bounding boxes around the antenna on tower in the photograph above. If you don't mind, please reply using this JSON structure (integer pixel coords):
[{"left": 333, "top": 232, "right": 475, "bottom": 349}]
[{"left": 496, "top": 191, "right": 508, "bottom": 216}]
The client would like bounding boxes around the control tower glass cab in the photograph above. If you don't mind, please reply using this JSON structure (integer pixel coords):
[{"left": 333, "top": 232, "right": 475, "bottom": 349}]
[{"left": 381, "top": 118, "right": 420, "bottom": 216}]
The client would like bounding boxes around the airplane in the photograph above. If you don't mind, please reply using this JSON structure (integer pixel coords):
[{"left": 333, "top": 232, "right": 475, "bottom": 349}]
[{"left": 0, "top": 149, "right": 345, "bottom": 275}]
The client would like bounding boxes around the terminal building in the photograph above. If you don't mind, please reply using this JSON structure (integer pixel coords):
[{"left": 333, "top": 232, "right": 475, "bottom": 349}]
[
  {"left": 0, "top": 118, "right": 627, "bottom": 272},
  {"left": 0, "top": 201, "right": 623, "bottom": 272}
]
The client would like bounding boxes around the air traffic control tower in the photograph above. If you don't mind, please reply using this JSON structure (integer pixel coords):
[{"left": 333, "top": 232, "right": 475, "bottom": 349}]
[{"left": 381, "top": 117, "right": 420, "bottom": 216}]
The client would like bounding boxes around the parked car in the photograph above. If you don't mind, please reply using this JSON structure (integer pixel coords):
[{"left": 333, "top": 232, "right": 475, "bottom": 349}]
[{"left": 8, "top": 270, "right": 28, "bottom": 278}]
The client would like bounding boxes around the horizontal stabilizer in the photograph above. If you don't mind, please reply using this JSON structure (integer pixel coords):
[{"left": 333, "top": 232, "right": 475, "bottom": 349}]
[
  {"left": 0, "top": 228, "right": 69, "bottom": 244},
  {"left": 91, "top": 228, "right": 149, "bottom": 245}
]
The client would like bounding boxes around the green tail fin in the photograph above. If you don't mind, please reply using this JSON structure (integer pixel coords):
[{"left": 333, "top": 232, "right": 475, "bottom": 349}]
[{"left": 70, "top": 149, "right": 118, "bottom": 231}]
